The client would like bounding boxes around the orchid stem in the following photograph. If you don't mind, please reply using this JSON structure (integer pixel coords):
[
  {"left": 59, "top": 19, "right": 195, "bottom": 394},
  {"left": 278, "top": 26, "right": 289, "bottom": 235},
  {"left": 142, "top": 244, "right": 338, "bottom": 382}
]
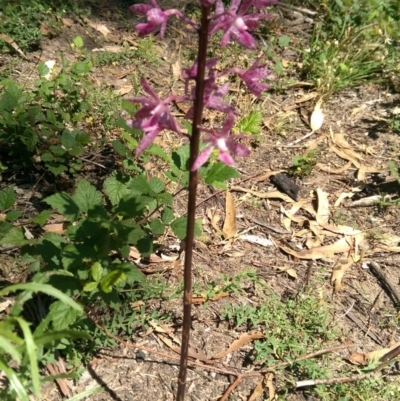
[{"left": 175, "top": 5, "right": 210, "bottom": 401}]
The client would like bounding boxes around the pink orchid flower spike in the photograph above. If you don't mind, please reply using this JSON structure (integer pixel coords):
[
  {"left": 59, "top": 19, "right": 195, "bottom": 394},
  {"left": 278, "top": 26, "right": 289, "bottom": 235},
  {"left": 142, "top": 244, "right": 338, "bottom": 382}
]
[
  {"left": 191, "top": 113, "right": 250, "bottom": 171},
  {"left": 130, "top": 0, "right": 196, "bottom": 38},
  {"left": 210, "top": 0, "right": 273, "bottom": 49},
  {"left": 126, "top": 77, "right": 182, "bottom": 154}
]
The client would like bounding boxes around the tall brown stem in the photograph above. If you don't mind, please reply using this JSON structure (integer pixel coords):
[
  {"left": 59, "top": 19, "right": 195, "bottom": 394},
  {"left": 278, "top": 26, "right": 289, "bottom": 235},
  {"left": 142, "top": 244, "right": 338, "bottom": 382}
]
[{"left": 176, "top": 5, "right": 210, "bottom": 401}]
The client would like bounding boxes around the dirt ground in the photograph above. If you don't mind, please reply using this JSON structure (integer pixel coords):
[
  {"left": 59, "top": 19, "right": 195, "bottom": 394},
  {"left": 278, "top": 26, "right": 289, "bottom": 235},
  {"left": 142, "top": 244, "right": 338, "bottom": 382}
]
[{"left": 1, "top": 1, "right": 400, "bottom": 400}]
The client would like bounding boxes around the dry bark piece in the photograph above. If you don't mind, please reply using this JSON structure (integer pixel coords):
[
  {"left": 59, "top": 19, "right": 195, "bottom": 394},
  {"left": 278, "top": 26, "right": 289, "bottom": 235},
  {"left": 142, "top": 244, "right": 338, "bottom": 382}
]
[{"left": 270, "top": 174, "right": 300, "bottom": 201}]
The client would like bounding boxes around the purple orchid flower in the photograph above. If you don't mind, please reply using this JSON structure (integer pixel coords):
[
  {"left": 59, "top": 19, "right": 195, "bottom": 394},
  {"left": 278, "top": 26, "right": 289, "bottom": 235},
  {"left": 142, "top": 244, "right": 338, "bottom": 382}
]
[
  {"left": 126, "top": 77, "right": 183, "bottom": 154},
  {"left": 130, "top": 0, "right": 196, "bottom": 38},
  {"left": 221, "top": 58, "right": 271, "bottom": 97},
  {"left": 182, "top": 57, "right": 219, "bottom": 94},
  {"left": 191, "top": 113, "right": 250, "bottom": 171},
  {"left": 210, "top": 0, "right": 272, "bottom": 49}
]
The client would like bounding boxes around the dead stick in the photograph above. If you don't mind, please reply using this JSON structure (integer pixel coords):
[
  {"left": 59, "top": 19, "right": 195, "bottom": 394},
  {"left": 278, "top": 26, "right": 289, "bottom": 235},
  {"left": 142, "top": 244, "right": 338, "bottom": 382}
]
[
  {"left": 219, "top": 376, "right": 244, "bottom": 401},
  {"left": 368, "top": 261, "right": 400, "bottom": 306}
]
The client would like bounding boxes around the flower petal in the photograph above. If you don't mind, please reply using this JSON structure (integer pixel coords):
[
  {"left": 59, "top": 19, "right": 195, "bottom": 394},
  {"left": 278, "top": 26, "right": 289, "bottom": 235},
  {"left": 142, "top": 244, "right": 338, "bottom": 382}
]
[{"left": 191, "top": 146, "right": 214, "bottom": 171}]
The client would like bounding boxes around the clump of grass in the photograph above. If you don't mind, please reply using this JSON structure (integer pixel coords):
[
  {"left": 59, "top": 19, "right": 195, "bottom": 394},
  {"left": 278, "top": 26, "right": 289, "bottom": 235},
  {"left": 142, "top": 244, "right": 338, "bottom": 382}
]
[{"left": 302, "top": 0, "right": 400, "bottom": 96}]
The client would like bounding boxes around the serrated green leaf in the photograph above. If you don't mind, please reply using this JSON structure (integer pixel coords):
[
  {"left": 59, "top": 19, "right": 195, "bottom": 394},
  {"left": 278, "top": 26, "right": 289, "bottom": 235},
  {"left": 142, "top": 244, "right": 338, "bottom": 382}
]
[
  {"left": 149, "top": 219, "right": 165, "bottom": 235},
  {"left": 128, "top": 175, "right": 151, "bottom": 194},
  {"left": 112, "top": 140, "right": 127, "bottom": 157},
  {"left": 49, "top": 301, "right": 78, "bottom": 330},
  {"left": 47, "top": 163, "right": 68, "bottom": 176},
  {"left": 161, "top": 207, "right": 174, "bottom": 224},
  {"left": 170, "top": 217, "right": 202, "bottom": 240},
  {"left": 91, "top": 262, "right": 103, "bottom": 282},
  {"left": 146, "top": 143, "right": 170, "bottom": 162},
  {"left": 83, "top": 281, "right": 98, "bottom": 292},
  {"left": 0, "top": 227, "right": 27, "bottom": 246},
  {"left": 100, "top": 270, "right": 126, "bottom": 293},
  {"left": 0, "top": 187, "right": 15, "bottom": 210},
  {"left": 44, "top": 192, "right": 79, "bottom": 221},
  {"left": 61, "top": 131, "right": 76, "bottom": 149},
  {"left": 30, "top": 210, "right": 52, "bottom": 226},
  {"left": 156, "top": 192, "right": 173, "bottom": 206},
  {"left": 238, "top": 111, "right": 262, "bottom": 135},
  {"left": 148, "top": 177, "right": 164, "bottom": 194},
  {"left": 204, "top": 162, "right": 240, "bottom": 186},
  {"left": 103, "top": 177, "right": 130, "bottom": 206},
  {"left": 38, "top": 62, "right": 50, "bottom": 78},
  {"left": 73, "top": 180, "right": 102, "bottom": 213},
  {"left": 40, "top": 152, "right": 54, "bottom": 162},
  {"left": 6, "top": 210, "right": 22, "bottom": 221},
  {"left": 118, "top": 262, "right": 145, "bottom": 285}
]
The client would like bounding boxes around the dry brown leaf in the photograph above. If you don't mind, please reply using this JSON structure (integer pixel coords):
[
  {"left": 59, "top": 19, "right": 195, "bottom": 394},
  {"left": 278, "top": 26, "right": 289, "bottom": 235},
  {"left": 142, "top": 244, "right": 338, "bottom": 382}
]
[
  {"left": 212, "top": 332, "right": 264, "bottom": 359},
  {"left": 248, "top": 377, "right": 265, "bottom": 401},
  {"left": 265, "top": 373, "right": 276, "bottom": 401},
  {"left": 192, "top": 292, "right": 230, "bottom": 304},
  {"left": 43, "top": 223, "right": 68, "bottom": 234},
  {"left": 223, "top": 191, "right": 237, "bottom": 239},
  {"left": 207, "top": 207, "right": 222, "bottom": 233},
  {"left": 61, "top": 18, "right": 74, "bottom": 27},
  {"left": 114, "top": 85, "right": 133, "bottom": 96},
  {"left": 0, "top": 33, "right": 27, "bottom": 59},
  {"left": 334, "top": 191, "right": 355, "bottom": 207},
  {"left": 286, "top": 268, "right": 298, "bottom": 279},
  {"left": 316, "top": 161, "right": 352, "bottom": 174},
  {"left": 279, "top": 236, "right": 351, "bottom": 260},
  {"left": 366, "top": 342, "right": 400, "bottom": 362},
  {"left": 316, "top": 188, "right": 330, "bottom": 225},
  {"left": 230, "top": 186, "right": 294, "bottom": 203},
  {"left": 331, "top": 257, "right": 353, "bottom": 291},
  {"left": 172, "top": 60, "right": 181, "bottom": 80},
  {"left": 348, "top": 352, "right": 368, "bottom": 365},
  {"left": 310, "top": 99, "right": 324, "bottom": 132},
  {"left": 84, "top": 18, "right": 111, "bottom": 37},
  {"left": 129, "top": 300, "right": 145, "bottom": 311},
  {"left": 320, "top": 223, "right": 362, "bottom": 236}
]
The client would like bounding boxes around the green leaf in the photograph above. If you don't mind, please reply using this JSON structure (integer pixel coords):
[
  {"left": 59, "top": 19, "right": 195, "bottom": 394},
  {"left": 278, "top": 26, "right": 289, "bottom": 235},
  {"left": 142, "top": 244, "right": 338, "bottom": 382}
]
[
  {"left": 44, "top": 192, "right": 79, "bottom": 221},
  {"left": 91, "top": 262, "right": 103, "bottom": 282},
  {"left": 6, "top": 210, "right": 22, "bottom": 221},
  {"left": 83, "top": 281, "right": 98, "bottom": 292},
  {"left": 204, "top": 162, "right": 240, "bottom": 187},
  {"left": 103, "top": 176, "right": 130, "bottom": 206},
  {"left": 30, "top": 210, "right": 52, "bottom": 226},
  {"left": 49, "top": 301, "right": 79, "bottom": 330},
  {"left": 0, "top": 334, "right": 21, "bottom": 364},
  {"left": 118, "top": 262, "right": 145, "bottom": 285},
  {"left": 149, "top": 219, "right": 165, "bottom": 235},
  {"left": 112, "top": 140, "right": 127, "bottom": 157},
  {"left": 128, "top": 175, "right": 151, "bottom": 194},
  {"left": 170, "top": 217, "right": 202, "bottom": 240},
  {"left": 0, "top": 187, "right": 15, "bottom": 210},
  {"left": 73, "top": 180, "right": 102, "bottom": 213},
  {"left": 38, "top": 62, "right": 50, "bottom": 78},
  {"left": 61, "top": 131, "right": 77, "bottom": 149},
  {"left": 40, "top": 152, "right": 54, "bottom": 162},
  {"left": 0, "top": 283, "right": 84, "bottom": 312},
  {"left": 47, "top": 163, "right": 68, "bottom": 176},
  {"left": 13, "top": 317, "right": 40, "bottom": 396},
  {"left": 148, "top": 177, "right": 164, "bottom": 194},
  {"left": 0, "top": 360, "right": 29, "bottom": 401},
  {"left": 156, "top": 192, "right": 173, "bottom": 206},
  {"left": 278, "top": 36, "right": 290, "bottom": 47},
  {"left": 0, "top": 227, "right": 27, "bottom": 246},
  {"left": 34, "top": 329, "right": 91, "bottom": 346},
  {"left": 65, "top": 386, "right": 103, "bottom": 401},
  {"left": 73, "top": 36, "right": 84, "bottom": 48},
  {"left": 161, "top": 207, "right": 174, "bottom": 224},
  {"left": 100, "top": 270, "right": 126, "bottom": 293},
  {"left": 238, "top": 111, "right": 262, "bottom": 135}
]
